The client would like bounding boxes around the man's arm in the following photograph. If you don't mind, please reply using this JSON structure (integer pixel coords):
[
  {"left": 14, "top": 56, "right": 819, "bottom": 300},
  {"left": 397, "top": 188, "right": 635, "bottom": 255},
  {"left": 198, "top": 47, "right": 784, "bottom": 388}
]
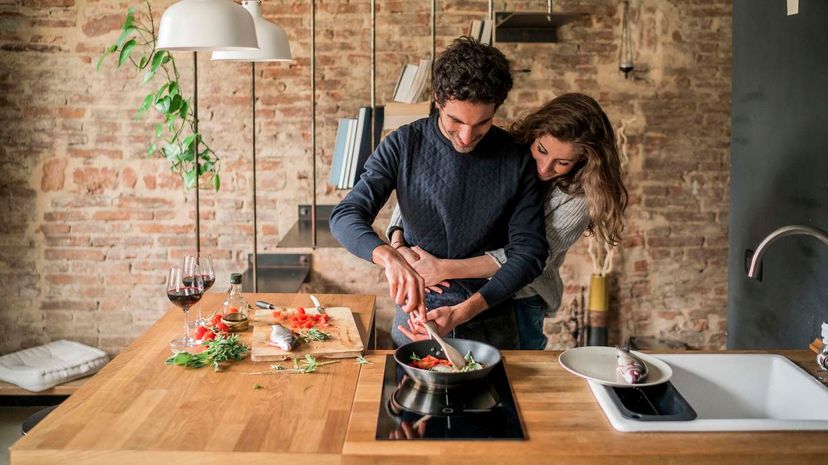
[
  {"left": 330, "top": 131, "right": 426, "bottom": 318},
  {"left": 475, "top": 154, "right": 549, "bottom": 308}
]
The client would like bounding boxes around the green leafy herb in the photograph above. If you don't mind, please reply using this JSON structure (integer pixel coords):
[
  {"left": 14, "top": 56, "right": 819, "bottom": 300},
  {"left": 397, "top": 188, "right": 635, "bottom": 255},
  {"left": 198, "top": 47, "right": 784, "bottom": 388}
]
[
  {"left": 460, "top": 351, "right": 483, "bottom": 372},
  {"left": 409, "top": 353, "right": 421, "bottom": 361},
  {"left": 298, "top": 328, "right": 331, "bottom": 343},
  {"left": 165, "top": 333, "right": 248, "bottom": 372},
  {"left": 355, "top": 355, "right": 373, "bottom": 365}
]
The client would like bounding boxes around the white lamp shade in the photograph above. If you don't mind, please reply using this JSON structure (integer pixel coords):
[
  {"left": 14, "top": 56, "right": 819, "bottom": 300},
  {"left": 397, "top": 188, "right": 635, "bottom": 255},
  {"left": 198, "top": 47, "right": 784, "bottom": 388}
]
[
  {"left": 212, "top": 1, "right": 292, "bottom": 62},
  {"left": 157, "top": 0, "right": 259, "bottom": 52}
]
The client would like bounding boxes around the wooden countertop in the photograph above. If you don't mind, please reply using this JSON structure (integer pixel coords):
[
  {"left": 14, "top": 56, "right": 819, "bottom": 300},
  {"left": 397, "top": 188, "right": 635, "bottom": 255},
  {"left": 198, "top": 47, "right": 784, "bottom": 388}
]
[
  {"left": 10, "top": 292, "right": 375, "bottom": 465},
  {"left": 10, "top": 294, "right": 828, "bottom": 465},
  {"left": 344, "top": 350, "right": 828, "bottom": 465}
]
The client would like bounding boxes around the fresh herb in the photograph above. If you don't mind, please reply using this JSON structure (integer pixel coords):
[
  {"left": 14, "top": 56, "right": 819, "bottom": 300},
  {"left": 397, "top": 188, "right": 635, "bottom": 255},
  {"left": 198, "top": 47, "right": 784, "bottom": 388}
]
[
  {"left": 292, "top": 355, "right": 339, "bottom": 374},
  {"left": 409, "top": 353, "right": 421, "bottom": 361},
  {"left": 164, "top": 333, "right": 248, "bottom": 372},
  {"left": 355, "top": 355, "right": 373, "bottom": 365},
  {"left": 298, "top": 328, "right": 331, "bottom": 343},
  {"left": 460, "top": 351, "right": 483, "bottom": 372},
  {"left": 253, "top": 383, "right": 262, "bottom": 390}
]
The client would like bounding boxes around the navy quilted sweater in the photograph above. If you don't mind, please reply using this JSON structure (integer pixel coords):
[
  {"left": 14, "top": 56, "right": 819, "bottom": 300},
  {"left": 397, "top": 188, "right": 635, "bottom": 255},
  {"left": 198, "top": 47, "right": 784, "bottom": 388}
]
[{"left": 330, "top": 114, "right": 548, "bottom": 308}]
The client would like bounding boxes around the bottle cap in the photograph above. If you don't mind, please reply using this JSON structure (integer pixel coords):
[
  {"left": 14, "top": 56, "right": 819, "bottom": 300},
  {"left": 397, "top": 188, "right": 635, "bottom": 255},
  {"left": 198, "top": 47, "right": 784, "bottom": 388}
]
[{"left": 230, "top": 273, "right": 242, "bottom": 284}]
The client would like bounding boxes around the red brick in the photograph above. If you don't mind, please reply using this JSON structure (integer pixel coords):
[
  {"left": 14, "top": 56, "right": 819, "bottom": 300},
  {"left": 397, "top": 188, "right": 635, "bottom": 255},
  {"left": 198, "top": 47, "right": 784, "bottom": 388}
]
[
  {"left": 44, "top": 248, "right": 106, "bottom": 261},
  {"left": 41, "top": 158, "right": 67, "bottom": 191}
]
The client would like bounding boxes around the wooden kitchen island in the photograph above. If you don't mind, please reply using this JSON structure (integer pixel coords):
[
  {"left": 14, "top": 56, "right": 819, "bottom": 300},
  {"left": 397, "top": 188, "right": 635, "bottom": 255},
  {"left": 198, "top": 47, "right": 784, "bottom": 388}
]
[{"left": 10, "top": 293, "right": 828, "bottom": 465}]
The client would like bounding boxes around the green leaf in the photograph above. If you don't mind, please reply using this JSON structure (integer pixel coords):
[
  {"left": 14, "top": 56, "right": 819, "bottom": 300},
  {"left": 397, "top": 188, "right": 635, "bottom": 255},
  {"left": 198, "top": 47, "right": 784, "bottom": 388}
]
[
  {"left": 155, "top": 123, "right": 164, "bottom": 138},
  {"left": 182, "top": 134, "right": 195, "bottom": 148},
  {"left": 178, "top": 100, "right": 189, "bottom": 119},
  {"left": 117, "top": 39, "right": 137, "bottom": 67},
  {"left": 136, "top": 93, "right": 153, "bottom": 119},
  {"left": 150, "top": 50, "right": 166, "bottom": 73},
  {"left": 115, "top": 26, "right": 136, "bottom": 48},
  {"left": 95, "top": 45, "right": 118, "bottom": 71},
  {"left": 143, "top": 69, "right": 156, "bottom": 84},
  {"left": 154, "top": 95, "right": 170, "bottom": 114},
  {"left": 124, "top": 6, "right": 135, "bottom": 30},
  {"left": 183, "top": 169, "right": 197, "bottom": 189},
  {"left": 147, "top": 143, "right": 157, "bottom": 157},
  {"left": 138, "top": 54, "right": 148, "bottom": 69},
  {"left": 168, "top": 81, "right": 179, "bottom": 97},
  {"left": 212, "top": 173, "right": 221, "bottom": 191},
  {"left": 168, "top": 94, "right": 183, "bottom": 114}
]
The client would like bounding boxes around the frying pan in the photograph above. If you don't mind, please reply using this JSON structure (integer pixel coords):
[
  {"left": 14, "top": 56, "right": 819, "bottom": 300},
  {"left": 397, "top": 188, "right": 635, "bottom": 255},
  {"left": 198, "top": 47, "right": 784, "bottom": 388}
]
[{"left": 394, "top": 338, "right": 502, "bottom": 389}]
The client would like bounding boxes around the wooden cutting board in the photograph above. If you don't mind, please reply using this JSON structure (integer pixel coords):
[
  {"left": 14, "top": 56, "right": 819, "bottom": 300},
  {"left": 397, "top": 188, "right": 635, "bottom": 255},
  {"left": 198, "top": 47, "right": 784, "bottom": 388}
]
[{"left": 250, "top": 307, "right": 364, "bottom": 362}]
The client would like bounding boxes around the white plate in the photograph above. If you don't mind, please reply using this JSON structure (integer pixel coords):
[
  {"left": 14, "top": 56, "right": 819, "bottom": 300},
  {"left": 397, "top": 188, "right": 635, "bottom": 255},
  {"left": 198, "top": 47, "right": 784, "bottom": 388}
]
[{"left": 558, "top": 346, "right": 673, "bottom": 387}]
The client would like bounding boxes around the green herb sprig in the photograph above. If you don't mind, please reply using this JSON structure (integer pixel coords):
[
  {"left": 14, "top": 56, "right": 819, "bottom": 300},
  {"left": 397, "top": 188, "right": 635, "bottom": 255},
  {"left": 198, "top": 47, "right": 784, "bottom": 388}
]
[{"left": 165, "top": 334, "right": 248, "bottom": 372}]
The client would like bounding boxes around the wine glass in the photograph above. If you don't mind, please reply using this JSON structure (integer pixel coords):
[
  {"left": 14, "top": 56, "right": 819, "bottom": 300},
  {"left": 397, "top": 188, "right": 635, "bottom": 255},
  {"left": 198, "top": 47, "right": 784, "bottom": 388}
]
[
  {"left": 184, "top": 254, "right": 215, "bottom": 327},
  {"left": 167, "top": 264, "right": 204, "bottom": 353}
]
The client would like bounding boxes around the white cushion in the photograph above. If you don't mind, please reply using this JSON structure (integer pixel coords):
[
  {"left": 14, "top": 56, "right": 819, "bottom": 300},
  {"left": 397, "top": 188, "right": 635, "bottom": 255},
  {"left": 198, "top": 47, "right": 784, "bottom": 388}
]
[{"left": 0, "top": 340, "right": 109, "bottom": 392}]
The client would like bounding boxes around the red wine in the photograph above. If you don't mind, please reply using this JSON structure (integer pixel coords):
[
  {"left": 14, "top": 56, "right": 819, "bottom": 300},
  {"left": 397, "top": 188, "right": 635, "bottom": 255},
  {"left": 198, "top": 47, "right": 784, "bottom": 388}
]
[
  {"left": 167, "top": 287, "right": 204, "bottom": 309},
  {"left": 182, "top": 274, "right": 215, "bottom": 290}
]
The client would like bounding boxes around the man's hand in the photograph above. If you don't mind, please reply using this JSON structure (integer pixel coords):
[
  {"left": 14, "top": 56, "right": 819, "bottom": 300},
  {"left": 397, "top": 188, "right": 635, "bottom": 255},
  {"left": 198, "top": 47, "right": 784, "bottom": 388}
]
[
  {"left": 372, "top": 244, "right": 426, "bottom": 320},
  {"left": 410, "top": 246, "right": 452, "bottom": 289}
]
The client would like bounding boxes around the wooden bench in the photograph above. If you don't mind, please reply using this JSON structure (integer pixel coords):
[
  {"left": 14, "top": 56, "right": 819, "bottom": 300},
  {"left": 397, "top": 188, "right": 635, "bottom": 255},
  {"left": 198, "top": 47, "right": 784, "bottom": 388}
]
[{"left": 0, "top": 377, "right": 91, "bottom": 406}]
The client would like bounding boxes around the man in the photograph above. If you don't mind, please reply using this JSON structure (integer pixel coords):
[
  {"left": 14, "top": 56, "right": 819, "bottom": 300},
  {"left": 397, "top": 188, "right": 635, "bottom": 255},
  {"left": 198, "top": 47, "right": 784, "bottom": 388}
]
[{"left": 330, "top": 37, "right": 548, "bottom": 349}]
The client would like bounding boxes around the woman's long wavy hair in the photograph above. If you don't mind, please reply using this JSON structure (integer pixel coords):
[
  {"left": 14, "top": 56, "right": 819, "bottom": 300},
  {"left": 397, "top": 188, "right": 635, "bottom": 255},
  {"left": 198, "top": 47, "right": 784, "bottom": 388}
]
[{"left": 510, "top": 93, "right": 628, "bottom": 246}]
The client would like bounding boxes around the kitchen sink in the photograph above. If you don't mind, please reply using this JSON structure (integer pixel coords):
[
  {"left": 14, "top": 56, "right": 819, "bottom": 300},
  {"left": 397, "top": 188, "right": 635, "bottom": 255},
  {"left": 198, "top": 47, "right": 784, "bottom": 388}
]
[{"left": 589, "top": 353, "right": 828, "bottom": 432}]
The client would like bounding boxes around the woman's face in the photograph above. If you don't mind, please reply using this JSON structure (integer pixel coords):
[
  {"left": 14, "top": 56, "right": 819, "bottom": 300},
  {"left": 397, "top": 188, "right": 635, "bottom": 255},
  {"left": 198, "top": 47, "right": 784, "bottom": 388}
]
[{"left": 530, "top": 134, "right": 580, "bottom": 181}]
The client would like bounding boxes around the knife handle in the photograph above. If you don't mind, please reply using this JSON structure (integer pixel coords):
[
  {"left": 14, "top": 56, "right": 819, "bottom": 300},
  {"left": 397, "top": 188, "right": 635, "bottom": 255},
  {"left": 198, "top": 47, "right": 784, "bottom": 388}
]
[{"left": 256, "top": 300, "right": 274, "bottom": 310}]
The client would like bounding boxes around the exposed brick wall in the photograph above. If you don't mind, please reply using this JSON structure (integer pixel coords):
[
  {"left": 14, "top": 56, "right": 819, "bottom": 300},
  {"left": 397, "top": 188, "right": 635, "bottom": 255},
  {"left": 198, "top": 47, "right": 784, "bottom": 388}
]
[{"left": 0, "top": 0, "right": 730, "bottom": 354}]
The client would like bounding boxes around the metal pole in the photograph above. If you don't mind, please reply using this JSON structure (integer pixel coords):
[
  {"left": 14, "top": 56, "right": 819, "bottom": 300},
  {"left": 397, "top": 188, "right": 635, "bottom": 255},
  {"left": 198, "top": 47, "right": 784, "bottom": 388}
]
[
  {"left": 251, "top": 62, "right": 258, "bottom": 292},
  {"left": 370, "top": 0, "right": 376, "bottom": 150},
  {"left": 311, "top": 0, "right": 317, "bottom": 248},
  {"left": 431, "top": 0, "right": 436, "bottom": 62},
  {"left": 193, "top": 51, "right": 200, "bottom": 255}
]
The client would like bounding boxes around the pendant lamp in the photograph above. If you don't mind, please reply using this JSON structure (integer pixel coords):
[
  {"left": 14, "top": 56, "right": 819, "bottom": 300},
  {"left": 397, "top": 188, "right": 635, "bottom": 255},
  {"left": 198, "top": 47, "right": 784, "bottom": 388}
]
[
  {"left": 212, "top": 1, "right": 291, "bottom": 61},
  {"left": 212, "top": 0, "right": 293, "bottom": 291},
  {"left": 157, "top": 0, "right": 259, "bottom": 51}
]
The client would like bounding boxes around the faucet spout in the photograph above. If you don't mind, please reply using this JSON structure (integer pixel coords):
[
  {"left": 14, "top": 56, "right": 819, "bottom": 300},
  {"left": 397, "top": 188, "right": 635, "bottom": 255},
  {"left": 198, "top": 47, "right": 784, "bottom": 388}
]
[{"left": 746, "top": 224, "right": 828, "bottom": 279}]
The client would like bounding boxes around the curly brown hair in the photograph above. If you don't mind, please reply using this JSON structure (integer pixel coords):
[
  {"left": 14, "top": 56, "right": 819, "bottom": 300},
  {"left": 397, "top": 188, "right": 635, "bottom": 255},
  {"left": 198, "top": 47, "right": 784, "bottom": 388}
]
[
  {"left": 510, "top": 93, "right": 628, "bottom": 246},
  {"left": 432, "top": 36, "right": 512, "bottom": 107}
]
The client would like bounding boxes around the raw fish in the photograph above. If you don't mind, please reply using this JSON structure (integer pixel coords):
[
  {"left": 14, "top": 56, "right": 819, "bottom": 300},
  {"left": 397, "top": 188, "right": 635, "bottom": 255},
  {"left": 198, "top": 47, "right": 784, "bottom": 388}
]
[
  {"left": 616, "top": 347, "right": 648, "bottom": 384},
  {"left": 268, "top": 324, "right": 294, "bottom": 351}
]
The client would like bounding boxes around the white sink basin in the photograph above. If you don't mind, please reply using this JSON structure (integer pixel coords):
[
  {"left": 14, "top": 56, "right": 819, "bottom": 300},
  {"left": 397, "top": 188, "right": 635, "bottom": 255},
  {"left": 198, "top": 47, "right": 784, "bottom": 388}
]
[{"left": 589, "top": 353, "right": 828, "bottom": 432}]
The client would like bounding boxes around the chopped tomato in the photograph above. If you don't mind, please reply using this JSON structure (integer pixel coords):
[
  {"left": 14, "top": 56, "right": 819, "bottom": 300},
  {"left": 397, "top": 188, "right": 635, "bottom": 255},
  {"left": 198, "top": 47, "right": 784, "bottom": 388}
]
[
  {"left": 229, "top": 307, "right": 239, "bottom": 314},
  {"left": 210, "top": 313, "right": 223, "bottom": 326},
  {"left": 411, "top": 355, "right": 452, "bottom": 370},
  {"left": 194, "top": 325, "right": 208, "bottom": 340},
  {"left": 297, "top": 307, "right": 305, "bottom": 315},
  {"left": 202, "top": 329, "right": 216, "bottom": 341},
  {"left": 272, "top": 310, "right": 282, "bottom": 319},
  {"left": 215, "top": 322, "right": 230, "bottom": 333}
]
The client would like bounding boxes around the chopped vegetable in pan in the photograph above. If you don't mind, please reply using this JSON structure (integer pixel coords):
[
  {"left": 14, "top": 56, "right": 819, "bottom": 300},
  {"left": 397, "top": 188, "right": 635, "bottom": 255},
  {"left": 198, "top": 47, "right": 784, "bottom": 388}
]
[{"left": 409, "top": 351, "right": 483, "bottom": 372}]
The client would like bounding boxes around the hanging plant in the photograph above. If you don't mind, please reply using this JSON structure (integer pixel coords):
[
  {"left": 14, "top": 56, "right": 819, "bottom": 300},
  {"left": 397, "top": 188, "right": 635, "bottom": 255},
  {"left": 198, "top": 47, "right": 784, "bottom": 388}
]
[{"left": 96, "top": 1, "right": 221, "bottom": 191}]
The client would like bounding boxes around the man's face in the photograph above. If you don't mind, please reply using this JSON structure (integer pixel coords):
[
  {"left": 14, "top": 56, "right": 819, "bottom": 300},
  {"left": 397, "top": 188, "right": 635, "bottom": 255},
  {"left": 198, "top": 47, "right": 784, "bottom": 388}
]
[{"left": 436, "top": 99, "right": 497, "bottom": 153}]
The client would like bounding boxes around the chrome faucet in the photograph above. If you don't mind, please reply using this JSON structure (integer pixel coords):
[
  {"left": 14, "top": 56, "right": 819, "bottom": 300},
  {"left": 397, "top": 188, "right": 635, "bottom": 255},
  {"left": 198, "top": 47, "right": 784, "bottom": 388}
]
[{"left": 745, "top": 224, "right": 828, "bottom": 370}]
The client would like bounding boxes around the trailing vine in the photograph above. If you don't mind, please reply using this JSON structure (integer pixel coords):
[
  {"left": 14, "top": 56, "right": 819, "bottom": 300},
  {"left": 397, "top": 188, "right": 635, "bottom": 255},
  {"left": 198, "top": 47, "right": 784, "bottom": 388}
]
[{"left": 97, "top": 1, "right": 221, "bottom": 191}]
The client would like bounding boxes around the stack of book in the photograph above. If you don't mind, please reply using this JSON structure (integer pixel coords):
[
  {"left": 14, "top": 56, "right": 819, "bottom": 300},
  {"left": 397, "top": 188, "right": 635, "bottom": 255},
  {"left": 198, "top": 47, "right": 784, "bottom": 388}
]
[
  {"left": 329, "top": 106, "right": 384, "bottom": 189},
  {"left": 468, "top": 19, "right": 493, "bottom": 45},
  {"left": 392, "top": 59, "right": 432, "bottom": 104}
]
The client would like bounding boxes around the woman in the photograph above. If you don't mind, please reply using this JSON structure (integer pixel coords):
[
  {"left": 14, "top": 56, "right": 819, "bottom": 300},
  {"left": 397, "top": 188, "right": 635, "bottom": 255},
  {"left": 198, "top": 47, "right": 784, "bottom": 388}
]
[{"left": 390, "top": 93, "right": 628, "bottom": 349}]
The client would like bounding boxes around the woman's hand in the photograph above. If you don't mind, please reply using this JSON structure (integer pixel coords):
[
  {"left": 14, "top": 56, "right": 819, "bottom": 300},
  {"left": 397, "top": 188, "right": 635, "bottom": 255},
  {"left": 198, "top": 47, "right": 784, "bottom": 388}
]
[{"left": 410, "top": 246, "right": 451, "bottom": 290}]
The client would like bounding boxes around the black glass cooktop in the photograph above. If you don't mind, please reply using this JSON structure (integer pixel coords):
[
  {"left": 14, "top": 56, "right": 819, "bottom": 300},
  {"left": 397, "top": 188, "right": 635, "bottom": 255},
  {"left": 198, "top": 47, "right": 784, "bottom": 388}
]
[{"left": 375, "top": 355, "right": 525, "bottom": 440}]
